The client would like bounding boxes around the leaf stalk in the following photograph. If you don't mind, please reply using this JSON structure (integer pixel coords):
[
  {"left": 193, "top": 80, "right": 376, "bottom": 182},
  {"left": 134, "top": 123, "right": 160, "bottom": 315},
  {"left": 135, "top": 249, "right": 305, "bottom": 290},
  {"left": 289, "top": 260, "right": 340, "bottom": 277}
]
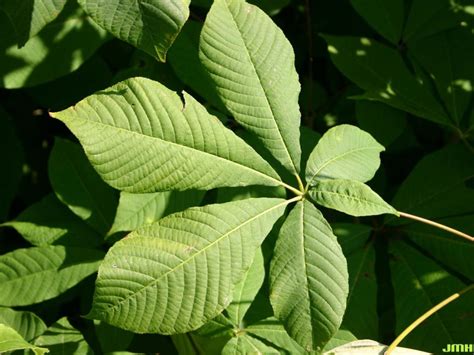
[
  {"left": 398, "top": 211, "right": 474, "bottom": 242},
  {"left": 385, "top": 284, "right": 474, "bottom": 354}
]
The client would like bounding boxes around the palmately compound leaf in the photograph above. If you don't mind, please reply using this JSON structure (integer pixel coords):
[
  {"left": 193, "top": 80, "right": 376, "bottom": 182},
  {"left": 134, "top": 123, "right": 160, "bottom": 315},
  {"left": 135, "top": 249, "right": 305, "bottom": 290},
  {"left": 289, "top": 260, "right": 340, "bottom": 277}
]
[
  {"left": 0, "top": 0, "right": 67, "bottom": 46},
  {"left": 48, "top": 138, "right": 118, "bottom": 235},
  {"left": 0, "top": 246, "right": 104, "bottom": 306},
  {"left": 305, "top": 125, "right": 384, "bottom": 186},
  {"left": 88, "top": 198, "right": 289, "bottom": 334},
  {"left": 199, "top": 0, "right": 302, "bottom": 176},
  {"left": 270, "top": 200, "right": 348, "bottom": 352},
  {"left": 309, "top": 179, "right": 398, "bottom": 217},
  {"left": 0, "top": 324, "right": 48, "bottom": 355},
  {"left": 51, "top": 77, "right": 282, "bottom": 193},
  {"left": 78, "top": 0, "right": 190, "bottom": 61}
]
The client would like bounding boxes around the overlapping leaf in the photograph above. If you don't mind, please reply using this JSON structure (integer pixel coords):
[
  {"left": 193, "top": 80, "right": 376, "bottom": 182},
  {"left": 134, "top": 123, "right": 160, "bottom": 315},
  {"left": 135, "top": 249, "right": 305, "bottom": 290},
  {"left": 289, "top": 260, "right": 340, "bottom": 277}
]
[
  {"left": 0, "top": 324, "right": 48, "bottom": 355},
  {"left": 89, "top": 198, "right": 288, "bottom": 333},
  {"left": 0, "top": 6, "right": 108, "bottom": 88},
  {"left": 110, "top": 189, "right": 204, "bottom": 234},
  {"left": 200, "top": 0, "right": 302, "bottom": 175},
  {"left": 390, "top": 241, "right": 474, "bottom": 353},
  {"left": 0, "top": 0, "right": 67, "bottom": 46},
  {"left": 323, "top": 35, "right": 450, "bottom": 125},
  {"left": 0, "top": 308, "right": 46, "bottom": 341},
  {"left": 78, "top": 0, "right": 190, "bottom": 61},
  {"left": 52, "top": 78, "right": 282, "bottom": 193},
  {"left": 2, "top": 194, "right": 101, "bottom": 247},
  {"left": 49, "top": 138, "right": 118, "bottom": 235},
  {"left": 270, "top": 200, "right": 348, "bottom": 352},
  {"left": 0, "top": 246, "right": 103, "bottom": 306}
]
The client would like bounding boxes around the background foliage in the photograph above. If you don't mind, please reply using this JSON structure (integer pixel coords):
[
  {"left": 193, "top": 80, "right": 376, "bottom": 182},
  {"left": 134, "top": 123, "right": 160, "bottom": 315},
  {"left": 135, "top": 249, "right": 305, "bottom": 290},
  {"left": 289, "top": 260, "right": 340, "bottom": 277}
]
[{"left": 0, "top": 0, "right": 473, "bottom": 354}]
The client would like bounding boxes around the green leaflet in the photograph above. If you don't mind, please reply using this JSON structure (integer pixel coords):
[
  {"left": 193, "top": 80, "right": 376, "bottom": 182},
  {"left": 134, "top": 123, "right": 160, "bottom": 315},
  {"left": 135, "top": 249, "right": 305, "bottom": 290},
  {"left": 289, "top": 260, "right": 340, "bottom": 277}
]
[
  {"left": 0, "top": 0, "right": 67, "bottom": 46},
  {"left": 403, "top": 214, "right": 474, "bottom": 280},
  {"left": 270, "top": 200, "right": 348, "bottom": 352},
  {"left": 2, "top": 194, "right": 101, "bottom": 247},
  {"left": 305, "top": 124, "right": 384, "bottom": 186},
  {"left": 390, "top": 241, "right": 474, "bottom": 353},
  {"left": 0, "top": 308, "right": 47, "bottom": 342},
  {"left": 0, "top": 324, "right": 48, "bottom": 355},
  {"left": 226, "top": 248, "right": 265, "bottom": 326},
  {"left": 168, "top": 20, "right": 226, "bottom": 112},
  {"left": 48, "top": 138, "right": 118, "bottom": 235},
  {"left": 110, "top": 190, "right": 205, "bottom": 234},
  {"left": 389, "top": 144, "right": 474, "bottom": 223},
  {"left": 0, "top": 246, "right": 104, "bottom": 306},
  {"left": 323, "top": 35, "right": 450, "bottom": 126},
  {"left": 0, "top": 5, "right": 108, "bottom": 88},
  {"left": 408, "top": 27, "right": 474, "bottom": 126},
  {"left": 89, "top": 198, "right": 289, "bottom": 333},
  {"left": 355, "top": 101, "right": 406, "bottom": 148},
  {"left": 78, "top": 0, "right": 190, "bottom": 62},
  {"left": 350, "top": 0, "right": 404, "bottom": 44},
  {"left": 309, "top": 179, "right": 398, "bottom": 217},
  {"left": 199, "top": 0, "right": 302, "bottom": 176},
  {"left": 34, "top": 317, "right": 92, "bottom": 354},
  {"left": 51, "top": 77, "right": 282, "bottom": 193}
]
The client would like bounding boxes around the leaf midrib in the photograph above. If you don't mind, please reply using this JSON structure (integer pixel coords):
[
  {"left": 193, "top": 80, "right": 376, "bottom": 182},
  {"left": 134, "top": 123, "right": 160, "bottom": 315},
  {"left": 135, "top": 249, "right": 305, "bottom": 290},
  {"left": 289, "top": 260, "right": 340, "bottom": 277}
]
[
  {"left": 98, "top": 198, "right": 290, "bottom": 316},
  {"left": 60, "top": 112, "right": 284, "bottom": 189},
  {"left": 307, "top": 145, "right": 382, "bottom": 186},
  {"left": 223, "top": 0, "right": 299, "bottom": 176}
]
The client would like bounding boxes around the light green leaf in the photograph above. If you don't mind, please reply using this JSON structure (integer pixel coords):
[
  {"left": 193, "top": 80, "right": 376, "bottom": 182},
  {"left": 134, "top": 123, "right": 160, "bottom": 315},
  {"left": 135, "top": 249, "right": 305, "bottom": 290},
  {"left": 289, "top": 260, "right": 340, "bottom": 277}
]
[
  {"left": 48, "top": 138, "right": 118, "bottom": 235},
  {"left": 0, "top": 5, "right": 108, "bottom": 88},
  {"left": 309, "top": 179, "right": 398, "bottom": 217},
  {"left": 408, "top": 27, "right": 474, "bottom": 125},
  {"left": 110, "top": 190, "right": 204, "bottom": 234},
  {"left": 2, "top": 194, "right": 101, "bottom": 247},
  {"left": 0, "top": 107, "right": 23, "bottom": 220},
  {"left": 0, "top": 0, "right": 67, "bottom": 46},
  {"left": 89, "top": 198, "right": 289, "bottom": 333},
  {"left": 52, "top": 77, "right": 283, "bottom": 193},
  {"left": 270, "top": 200, "right": 348, "bottom": 352},
  {"left": 194, "top": 314, "right": 235, "bottom": 339},
  {"left": 226, "top": 248, "right": 265, "bottom": 325},
  {"left": 389, "top": 144, "right": 474, "bottom": 223},
  {"left": 355, "top": 101, "right": 406, "bottom": 148},
  {"left": 78, "top": 0, "right": 190, "bottom": 62},
  {"left": 390, "top": 241, "right": 474, "bottom": 353},
  {"left": 350, "top": 0, "right": 404, "bottom": 44},
  {"left": 0, "top": 246, "right": 103, "bottom": 306},
  {"left": 34, "top": 317, "right": 92, "bottom": 354},
  {"left": 305, "top": 124, "right": 384, "bottom": 186},
  {"left": 0, "top": 308, "right": 46, "bottom": 341},
  {"left": 200, "top": 0, "right": 302, "bottom": 175},
  {"left": 0, "top": 324, "right": 48, "bottom": 355},
  {"left": 245, "top": 317, "right": 305, "bottom": 354},
  {"left": 323, "top": 35, "right": 450, "bottom": 125},
  {"left": 324, "top": 339, "right": 431, "bottom": 354}
]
